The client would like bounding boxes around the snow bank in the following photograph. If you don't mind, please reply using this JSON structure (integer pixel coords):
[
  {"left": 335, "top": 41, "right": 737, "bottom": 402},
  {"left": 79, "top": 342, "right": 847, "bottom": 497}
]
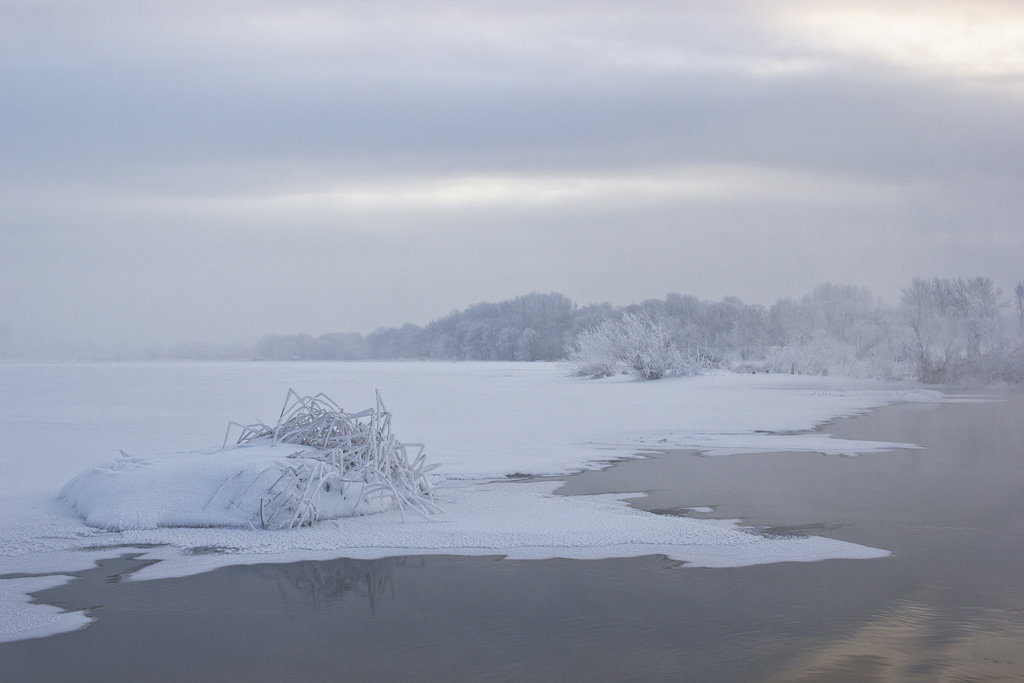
[
  {"left": 0, "top": 362, "right": 942, "bottom": 642},
  {"left": 60, "top": 390, "right": 439, "bottom": 530},
  {"left": 60, "top": 445, "right": 322, "bottom": 530}
]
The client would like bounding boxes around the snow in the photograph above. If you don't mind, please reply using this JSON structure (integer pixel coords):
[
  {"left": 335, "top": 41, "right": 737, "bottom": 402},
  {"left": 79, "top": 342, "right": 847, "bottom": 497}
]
[
  {"left": 0, "top": 361, "right": 940, "bottom": 643},
  {"left": 59, "top": 444, "right": 330, "bottom": 530},
  {"left": 97, "top": 480, "right": 888, "bottom": 584},
  {"left": 0, "top": 575, "right": 92, "bottom": 644}
]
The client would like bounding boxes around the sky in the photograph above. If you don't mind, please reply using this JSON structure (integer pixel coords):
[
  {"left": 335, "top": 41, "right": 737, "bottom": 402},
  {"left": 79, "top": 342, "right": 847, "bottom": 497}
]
[{"left": 2, "top": 0, "right": 1023, "bottom": 347}]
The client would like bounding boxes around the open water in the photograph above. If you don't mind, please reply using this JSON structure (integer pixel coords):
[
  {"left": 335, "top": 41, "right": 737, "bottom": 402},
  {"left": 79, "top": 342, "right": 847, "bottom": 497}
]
[{"left": 2, "top": 390, "right": 1023, "bottom": 681}]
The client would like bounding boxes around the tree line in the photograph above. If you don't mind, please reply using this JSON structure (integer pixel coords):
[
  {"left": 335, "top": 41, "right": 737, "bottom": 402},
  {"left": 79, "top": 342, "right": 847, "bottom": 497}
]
[
  {"left": 255, "top": 278, "right": 1024, "bottom": 384},
  {"left": 256, "top": 292, "right": 594, "bottom": 362}
]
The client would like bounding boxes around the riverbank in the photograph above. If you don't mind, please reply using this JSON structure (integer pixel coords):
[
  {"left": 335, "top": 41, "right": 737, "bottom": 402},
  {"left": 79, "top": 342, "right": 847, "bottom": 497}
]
[
  {"left": 2, "top": 362, "right": 936, "bottom": 645},
  {"left": 4, "top": 389, "right": 1023, "bottom": 680}
]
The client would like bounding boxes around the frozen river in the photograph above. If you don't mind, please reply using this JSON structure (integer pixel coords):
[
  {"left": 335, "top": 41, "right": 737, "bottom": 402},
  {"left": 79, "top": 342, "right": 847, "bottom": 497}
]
[{"left": 2, "top": 363, "right": 1020, "bottom": 679}]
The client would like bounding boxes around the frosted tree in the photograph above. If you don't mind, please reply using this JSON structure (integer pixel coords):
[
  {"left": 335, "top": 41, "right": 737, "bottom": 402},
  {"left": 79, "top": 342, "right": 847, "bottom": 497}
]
[
  {"left": 567, "top": 319, "right": 621, "bottom": 378},
  {"left": 901, "top": 277, "right": 1008, "bottom": 383},
  {"left": 568, "top": 311, "right": 703, "bottom": 380},
  {"left": 1016, "top": 281, "right": 1024, "bottom": 331}
]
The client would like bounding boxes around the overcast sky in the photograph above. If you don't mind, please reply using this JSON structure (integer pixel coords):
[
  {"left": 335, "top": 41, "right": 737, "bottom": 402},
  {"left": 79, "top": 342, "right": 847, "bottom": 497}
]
[{"left": 2, "top": 0, "right": 1023, "bottom": 346}]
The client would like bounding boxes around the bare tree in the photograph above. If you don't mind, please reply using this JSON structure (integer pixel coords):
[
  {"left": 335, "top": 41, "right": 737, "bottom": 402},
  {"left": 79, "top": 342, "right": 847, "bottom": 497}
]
[{"left": 1016, "top": 281, "right": 1024, "bottom": 331}]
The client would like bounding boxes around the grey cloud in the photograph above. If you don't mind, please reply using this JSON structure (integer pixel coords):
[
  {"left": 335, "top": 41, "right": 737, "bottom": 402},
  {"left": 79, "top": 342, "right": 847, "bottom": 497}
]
[
  {"left": 6, "top": 53, "right": 1022, "bottom": 193},
  {"left": 2, "top": 0, "right": 1022, "bottom": 348}
]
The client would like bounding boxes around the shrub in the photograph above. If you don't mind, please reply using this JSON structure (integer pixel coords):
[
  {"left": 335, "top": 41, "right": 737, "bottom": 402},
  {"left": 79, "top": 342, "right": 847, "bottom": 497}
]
[
  {"left": 568, "top": 311, "right": 703, "bottom": 380},
  {"left": 221, "top": 389, "right": 440, "bottom": 528}
]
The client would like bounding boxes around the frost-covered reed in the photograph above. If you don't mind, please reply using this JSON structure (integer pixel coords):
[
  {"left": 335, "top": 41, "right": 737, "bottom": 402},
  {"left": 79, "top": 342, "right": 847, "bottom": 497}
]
[{"left": 219, "top": 389, "right": 440, "bottom": 529}]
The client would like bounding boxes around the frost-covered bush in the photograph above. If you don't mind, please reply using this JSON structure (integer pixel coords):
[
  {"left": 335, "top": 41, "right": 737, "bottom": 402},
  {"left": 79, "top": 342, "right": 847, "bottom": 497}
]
[
  {"left": 567, "top": 319, "right": 621, "bottom": 378},
  {"left": 221, "top": 390, "right": 440, "bottom": 528},
  {"left": 568, "top": 311, "right": 704, "bottom": 380},
  {"left": 60, "top": 389, "right": 440, "bottom": 531},
  {"left": 753, "top": 337, "right": 911, "bottom": 380}
]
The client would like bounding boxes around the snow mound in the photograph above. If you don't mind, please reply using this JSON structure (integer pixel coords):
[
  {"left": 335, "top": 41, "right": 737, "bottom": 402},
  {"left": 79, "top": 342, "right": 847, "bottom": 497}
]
[{"left": 60, "top": 390, "right": 438, "bottom": 530}]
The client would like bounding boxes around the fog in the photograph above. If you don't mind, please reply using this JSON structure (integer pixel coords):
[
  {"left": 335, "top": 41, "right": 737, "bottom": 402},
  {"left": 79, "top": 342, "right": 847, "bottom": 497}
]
[{"left": 2, "top": 1, "right": 1023, "bottom": 349}]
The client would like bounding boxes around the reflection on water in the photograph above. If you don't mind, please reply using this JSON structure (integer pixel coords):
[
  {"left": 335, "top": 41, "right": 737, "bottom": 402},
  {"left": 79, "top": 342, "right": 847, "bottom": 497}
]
[
  {"left": 2, "top": 391, "right": 1023, "bottom": 681},
  {"left": 777, "top": 596, "right": 1024, "bottom": 681},
  {"left": 253, "top": 556, "right": 403, "bottom": 611}
]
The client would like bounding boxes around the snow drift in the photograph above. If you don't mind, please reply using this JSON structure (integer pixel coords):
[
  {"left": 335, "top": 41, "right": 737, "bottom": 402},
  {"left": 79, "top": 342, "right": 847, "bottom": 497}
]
[{"left": 60, "top": 390, "right": 439, "bottom": 530}]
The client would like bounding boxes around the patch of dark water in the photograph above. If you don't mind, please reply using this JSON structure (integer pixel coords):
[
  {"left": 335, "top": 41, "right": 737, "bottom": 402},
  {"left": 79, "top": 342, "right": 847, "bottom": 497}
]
[
  {"left": 556, "top": 389, "right": 1024, "bottom": 680},
  {"left": 2, "top": 391, "right": 1023, "bottom": 681}
]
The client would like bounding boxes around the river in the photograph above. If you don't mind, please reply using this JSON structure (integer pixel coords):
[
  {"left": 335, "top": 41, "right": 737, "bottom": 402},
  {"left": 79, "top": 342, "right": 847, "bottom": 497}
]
[{"left": 2, "top": 390, "right": 1022, "bottom": 681}]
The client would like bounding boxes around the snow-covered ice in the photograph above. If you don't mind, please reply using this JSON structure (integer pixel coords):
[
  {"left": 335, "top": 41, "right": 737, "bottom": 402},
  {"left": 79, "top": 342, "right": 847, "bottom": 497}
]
[
  {"left": 0, "top": 361, "right": 939, "bottom": 642},
  {"left": 0, "top": 575, "right": 92, "bottom": 644}
]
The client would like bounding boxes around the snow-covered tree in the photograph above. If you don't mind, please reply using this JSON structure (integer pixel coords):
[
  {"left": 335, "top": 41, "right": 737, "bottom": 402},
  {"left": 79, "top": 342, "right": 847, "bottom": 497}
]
[
  {"left": 568, "top": 311, "right": 703, "bottom": 380},
  {"left": 901, "top": 277, "right": 1009, "bottom": 383},
  {"left": 1015, "top": 281, "right": 1024, "bottom": 331}
]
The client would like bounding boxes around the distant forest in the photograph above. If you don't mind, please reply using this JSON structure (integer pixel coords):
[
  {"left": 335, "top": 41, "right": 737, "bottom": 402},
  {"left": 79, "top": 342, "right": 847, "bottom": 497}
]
[
  {"left": 8, "top": 279, "right": 1021, "bottom": 385},
  {"left": 256, "top": 279, "right": 1024, "bottom": 384},
  {"left": 256, "top": 292, "right": 594, "bottom": 363}
]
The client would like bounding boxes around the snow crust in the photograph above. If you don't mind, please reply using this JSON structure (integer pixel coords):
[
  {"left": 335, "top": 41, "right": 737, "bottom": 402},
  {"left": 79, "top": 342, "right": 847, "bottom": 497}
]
[
  {"left": 0, "top": 575, "right": 92, "bottom": 643},
  {"left": 0, "top": 362, "right": 940, "bottom": 643}
]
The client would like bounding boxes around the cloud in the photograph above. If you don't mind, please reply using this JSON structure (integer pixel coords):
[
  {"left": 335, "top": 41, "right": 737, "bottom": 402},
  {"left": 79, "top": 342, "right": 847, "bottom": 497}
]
[
  {"left": 2, "top": 0, "right": 1023, "bottom": 347},
  {"left": 776, "top": 0, "right": 1024, "bottom": 81}
]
